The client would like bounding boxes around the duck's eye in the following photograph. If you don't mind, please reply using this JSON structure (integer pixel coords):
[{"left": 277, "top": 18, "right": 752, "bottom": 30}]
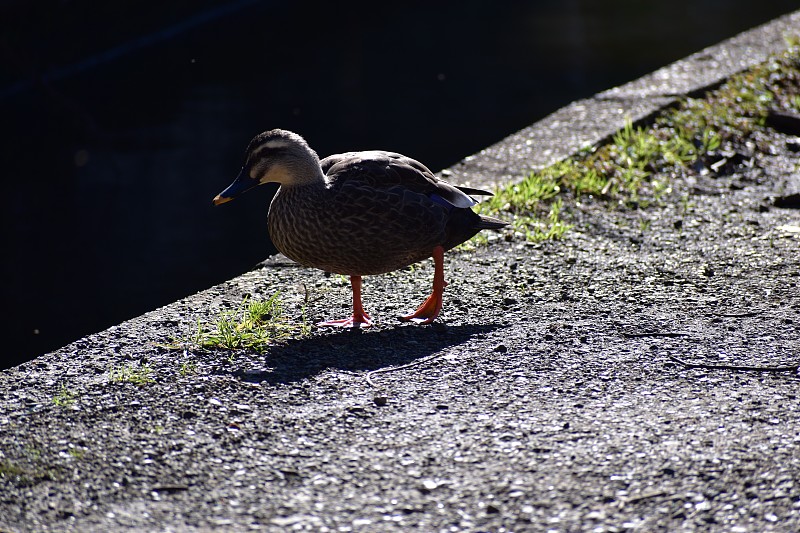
[{"left": 250, "top": 159, "right": 271, "bottom": 180}]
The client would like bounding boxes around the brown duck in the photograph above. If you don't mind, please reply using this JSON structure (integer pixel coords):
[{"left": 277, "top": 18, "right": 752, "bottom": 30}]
[{"left": 213, "top": 129, "right": 507, "bottom": 327}]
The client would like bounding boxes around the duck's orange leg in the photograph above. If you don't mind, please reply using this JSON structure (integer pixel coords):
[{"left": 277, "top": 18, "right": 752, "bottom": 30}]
[
  {"left": 401, "top": 246, "right": 447, "bottom": 324},
  {"left": 318, "top": 275, "right": 373, "bottom": 328}
]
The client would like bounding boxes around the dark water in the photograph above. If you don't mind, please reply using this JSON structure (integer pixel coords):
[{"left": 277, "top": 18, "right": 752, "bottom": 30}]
[{"left": 1, "top": 1, "right": 796, "bottom": 368}]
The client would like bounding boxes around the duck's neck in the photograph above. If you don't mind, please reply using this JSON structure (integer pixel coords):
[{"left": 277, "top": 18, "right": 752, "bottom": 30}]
[{"left": 273, "top": 156, "right": 327, "bottom": 188}]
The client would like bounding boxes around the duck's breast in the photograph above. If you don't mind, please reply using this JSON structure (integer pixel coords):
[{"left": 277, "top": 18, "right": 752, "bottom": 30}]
[{"left": 268, "top": 183, "right": 447, "bottom": 275}]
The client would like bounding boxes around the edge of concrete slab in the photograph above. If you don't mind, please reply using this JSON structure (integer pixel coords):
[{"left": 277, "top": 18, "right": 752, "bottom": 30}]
[{"left": 451, "top": 9, "right": 800, "bottom": 192}]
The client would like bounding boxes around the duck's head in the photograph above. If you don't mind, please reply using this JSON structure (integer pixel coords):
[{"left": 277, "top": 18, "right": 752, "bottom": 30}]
[{"left": 213, "top": 129, "right": 323, "bottom": 205}]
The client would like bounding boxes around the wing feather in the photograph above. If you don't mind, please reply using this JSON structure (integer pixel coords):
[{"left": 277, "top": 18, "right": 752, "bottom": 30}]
[{"left": 321, "top": 151, "right": 486, "bottom": 209}]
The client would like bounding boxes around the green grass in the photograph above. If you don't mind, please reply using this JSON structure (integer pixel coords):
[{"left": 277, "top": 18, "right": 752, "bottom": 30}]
[
  {"left": 0, "top": 459, "right": 57, "bottom": 486},
  {"left": 179, "top": 361, "right": 197, "bottom": 377},
  {"left": 155, "top": 292, "right": 310, "bottom": 363},
  {"left": 67, "top": 448, "right": 85, "bottom": 460},
  {"left": 475, "top": 44, "right": 800, "bottom": 242},
  {"left": 0, "top": 461, "right": 29, "bottom": 479},
  {"left": 509, "top": 198, "right": 572, "bottom": 242},
  {"left": 109, "top": 363, "right": 154, "bottom": 386},
  {"left": 52, "top": 384, "right": 77, "bottom": 407},
  {"left": 194, "top": 292, "right": 306, "bottom": 355}
]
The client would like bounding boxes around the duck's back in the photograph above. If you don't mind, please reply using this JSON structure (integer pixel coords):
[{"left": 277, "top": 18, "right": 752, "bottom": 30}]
[{"left": 268, "top": 151, "right": 490, "bottom": 276}]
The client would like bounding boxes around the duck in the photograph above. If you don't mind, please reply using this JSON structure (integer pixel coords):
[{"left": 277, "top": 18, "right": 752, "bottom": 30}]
[{"left": 213, "top": 129, "right": 507, "bottom": 328}]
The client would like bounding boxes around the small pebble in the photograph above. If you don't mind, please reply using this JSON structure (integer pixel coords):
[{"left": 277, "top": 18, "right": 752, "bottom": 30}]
[{"left": 373, "top": 396, "right": 388, "bottom": 407}]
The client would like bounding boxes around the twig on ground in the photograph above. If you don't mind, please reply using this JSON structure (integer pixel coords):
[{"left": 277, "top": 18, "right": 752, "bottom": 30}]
[
  {"left": 667, "top": 355, "right": 799, "bottom": 373},
  {"left": 709, "top": 311, "right": 762, "bottom": 318},
  {"left": 623, "top": 332, "right": 691, "bottom": 338},
  {"left": 619, "top": 490, "right": 668, "bottom": 507}
]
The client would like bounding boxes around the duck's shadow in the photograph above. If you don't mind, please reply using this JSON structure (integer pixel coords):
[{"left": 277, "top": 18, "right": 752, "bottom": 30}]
[{"left": 231, "top": 323, "right": 500, "bottom": 385}]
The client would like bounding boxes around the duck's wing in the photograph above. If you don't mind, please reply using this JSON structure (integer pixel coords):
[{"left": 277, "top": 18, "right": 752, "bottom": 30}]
[{"left": 320, "top": 151, "right": 491, "bottom": 209}]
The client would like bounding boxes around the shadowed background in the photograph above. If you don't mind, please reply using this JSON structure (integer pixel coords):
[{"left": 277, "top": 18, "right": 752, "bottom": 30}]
[{"left": 1, "top": 0, "right": 796, "bottom": 368}]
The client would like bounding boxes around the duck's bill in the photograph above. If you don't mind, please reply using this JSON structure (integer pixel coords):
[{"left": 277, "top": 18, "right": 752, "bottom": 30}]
[
  {"left": 212, "top": 169, "right": 256, "bottom": 205},
  {"left": 212, "top": 193, "right": 233, "bottom": 205}
]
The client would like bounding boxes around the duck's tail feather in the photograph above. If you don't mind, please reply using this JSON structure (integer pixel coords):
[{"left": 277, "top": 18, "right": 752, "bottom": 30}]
[
  {"left": 456, "top": 185, "right": 494, "bottom": 197},
  {"left": 475, "top": 215, "right": 508, "bottom": 230}
]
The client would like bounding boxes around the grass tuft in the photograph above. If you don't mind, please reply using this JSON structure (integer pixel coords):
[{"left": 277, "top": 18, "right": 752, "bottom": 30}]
[
  {"left": 474, "top": 45, "right": 800, "bottom": 243},
  {"left": 194, "top": 293, "right": 304, "bottom": 355},
  {"left": 109, "top": 363, "right": 154, "bottom": 386},
  {"left": 179, "top": 361, "right": 197, "bottom": 377},
  {"left": 0, "top": 459, "right": 57, "bottom": 486},
  {"left": 52, "top": 384, "right": 77, "bottom": 407}
]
